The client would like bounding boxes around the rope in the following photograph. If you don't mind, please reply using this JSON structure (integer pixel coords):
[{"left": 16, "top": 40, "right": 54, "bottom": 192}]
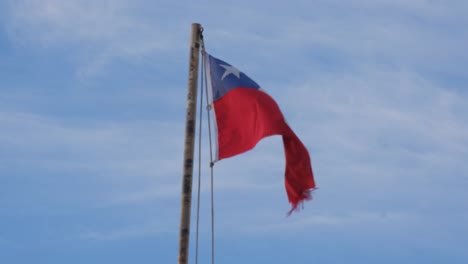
[
  {"left": 194, "top": 28, "right": 217, "bottom": 264},
  {"left": 201, "top": 33, "right": 217, "bottom": 264},
  {"left": 194, "top": 29, "right": 205, "bottom": 264},
  {"left": 203, "top": 51, "right": 216, "bottom": 264}
]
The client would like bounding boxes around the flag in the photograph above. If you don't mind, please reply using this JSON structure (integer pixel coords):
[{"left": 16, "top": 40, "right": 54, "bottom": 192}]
[{"left": 205, "top": 53, "right": 316, "bottom": 214}]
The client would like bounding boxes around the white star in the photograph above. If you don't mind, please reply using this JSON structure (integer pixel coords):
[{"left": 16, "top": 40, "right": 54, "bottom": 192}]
[{"left": 220, "top": 64, "right": 241, "bottom": 80}]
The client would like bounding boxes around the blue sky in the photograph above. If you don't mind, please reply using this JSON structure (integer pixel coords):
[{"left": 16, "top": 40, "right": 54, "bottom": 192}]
[{"left": 1, "top": 0, "right": 468, "bottom": 263}]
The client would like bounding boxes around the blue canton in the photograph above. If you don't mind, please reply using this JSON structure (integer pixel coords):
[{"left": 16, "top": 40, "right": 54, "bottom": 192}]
[{"left": 208, "top": 54, "right": 260, "bottom": 101}]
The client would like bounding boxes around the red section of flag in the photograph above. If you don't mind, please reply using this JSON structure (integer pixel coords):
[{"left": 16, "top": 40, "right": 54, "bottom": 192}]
[{"left": 213, "top": 87, "right": 316, "bottom": 213}]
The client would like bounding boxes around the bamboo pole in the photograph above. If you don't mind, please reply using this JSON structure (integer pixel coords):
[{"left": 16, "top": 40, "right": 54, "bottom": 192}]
[{"left": 177, "top": 23, "right": 202, "bottom": 264}]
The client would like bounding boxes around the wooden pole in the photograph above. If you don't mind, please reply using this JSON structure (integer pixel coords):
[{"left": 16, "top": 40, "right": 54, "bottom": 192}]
[{"left": 178, "top": 23, "right": 202, "bottom": 264}]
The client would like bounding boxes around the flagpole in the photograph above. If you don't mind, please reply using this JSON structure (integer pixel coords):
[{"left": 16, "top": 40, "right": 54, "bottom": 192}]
[{"left": 178, "top": 23, "right": 202, "bottom": 264}]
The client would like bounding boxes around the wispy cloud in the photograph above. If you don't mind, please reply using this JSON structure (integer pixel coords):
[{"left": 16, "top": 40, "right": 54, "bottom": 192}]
[
  {"left": 5, "top": 0, "right": 185, "bottom": 77},
  {"left": 0, "top": 110, "right": 185, "bottom": 214},
  {"left": 245, "top": 210, "right": 417, "bottom": 233},
  {"left": 282, "top": 65, "right": 468, "bottom": 142},
  {"left": 78, "top": 221, "right": 170, "bottom": 241},
  {"left": 6, "top": 0, "right": 467, "bottom": 80},
  {"left": 0, "top": 111, "right": 183, "bottom": 176}
]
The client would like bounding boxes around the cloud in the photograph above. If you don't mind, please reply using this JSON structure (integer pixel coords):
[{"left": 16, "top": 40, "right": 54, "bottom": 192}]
[
  {"left": 78, "top": 221, "right": 170, "bottom": 241},
  {"left": 287, "top": 66, "right": 468, "bottom": 158},
  {"left": 0, "top": 110, "right": 186, "bottom": 214},
  {"left": 202, "top": 0, "right": 468, "bottom": 82},
  {"left": 5, "top": 0, "right": 185, "bottom": 77},
  {"left": 6, "top": 0, "right": 467, "bottom": 80},
  {"left": 269, "top": 64, "right": 468, "bottom": 211},
  {"left": 6, "top": 0, "right": 171, "bottom": 47},
  {"left": 247, "top": 210, "right": 417, "bottom": 233},
  {"left": 0, "top": 111, "right": 182, "bottom": 175}
]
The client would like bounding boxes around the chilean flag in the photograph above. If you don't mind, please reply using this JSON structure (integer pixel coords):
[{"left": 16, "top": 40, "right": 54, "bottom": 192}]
[{"left": 205, "top": 53, "right": 316, "bottom": 214}]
